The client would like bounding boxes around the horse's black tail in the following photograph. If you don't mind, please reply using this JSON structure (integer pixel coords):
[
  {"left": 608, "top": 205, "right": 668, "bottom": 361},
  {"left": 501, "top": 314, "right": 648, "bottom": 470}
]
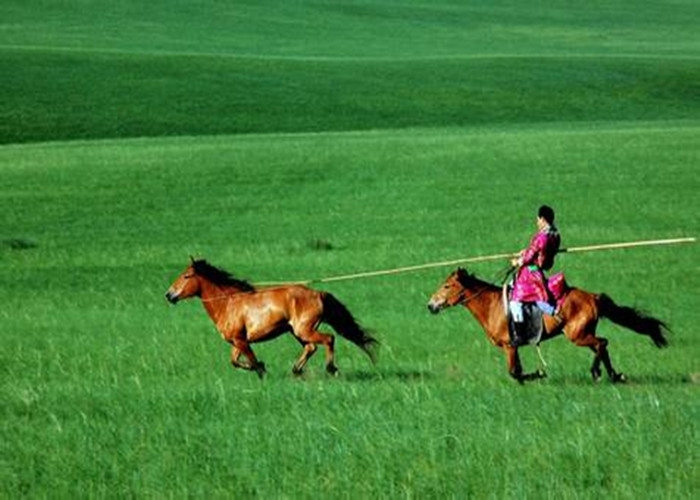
[
  {"left": 322, "top": 292, "right": 379, "bottom": 363},
  {"left": 598, "top": 294, "right": 669, "bottom": 348}
]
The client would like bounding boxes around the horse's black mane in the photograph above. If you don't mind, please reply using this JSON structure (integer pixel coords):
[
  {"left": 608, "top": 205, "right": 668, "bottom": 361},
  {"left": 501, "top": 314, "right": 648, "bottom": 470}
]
[
  {"left": 192, "top": 259, "right": 256, "bottom": 291},
  {"left": 455, "top": 267, "right": 499, "bottom": 289}
]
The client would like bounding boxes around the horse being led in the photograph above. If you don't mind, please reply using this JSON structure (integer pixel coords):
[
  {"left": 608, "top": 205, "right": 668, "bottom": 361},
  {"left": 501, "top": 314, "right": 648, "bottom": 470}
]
[
  {"left": 427, "top": 268, "right": 669, "bottom": 383},
  {"left": 166, "top": 259, "right": 378, "bottom": 378}
]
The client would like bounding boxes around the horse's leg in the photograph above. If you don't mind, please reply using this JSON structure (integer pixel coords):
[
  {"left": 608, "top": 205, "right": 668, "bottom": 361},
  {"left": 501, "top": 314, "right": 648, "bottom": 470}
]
[
  {"left": 295, "top": 328, "right": 337, "bottom": 375},
  {"left": 575, "top": 335, "right": 625, "bottom": 383},
  {"left": 564, "top": 293, "right": 626, "bottom": 383},
  {"left": 230, "top": 346, "right": 251, "bottom": 370},
  {"left": 505, "top": 347, "right": 524, "bottom": 383},
  {"left": 564, "top": 312, "right": 605, "bottom": 381},
  {"left": 232, "top": 339, "right": 266, "bottom": 379},
  {"left": 505, "top": 346, "right": 546, "bottom": 383},
  {"left": 230, "top": 345, "right": 264, "bottom": 374},
  {"left": 588, "top": 346, "right": 603, "bottom": 381},
  {"left": 322, "top": 334, "right": 337, "bottom": 375},
  {"left": 570, "top": 331, "right": 604, "bottom": 382},
  {"left": 593, "top": 337, "right": 626, "bottom": 383},
  {"left": 291, "top": 342, "right": 318, "bottom": 375}
]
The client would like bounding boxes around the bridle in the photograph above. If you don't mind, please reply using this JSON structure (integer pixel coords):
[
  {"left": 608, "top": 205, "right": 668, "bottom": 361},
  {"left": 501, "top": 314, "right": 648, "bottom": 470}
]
[
  {"left": 442, "top": 278, "right": 491, "bottom": 308},
  {"left": 450, "top": 266, "right": 515, "bottom": 308},
  {"left": 176, "top": 272, "right": 244, "bottom": 303}
]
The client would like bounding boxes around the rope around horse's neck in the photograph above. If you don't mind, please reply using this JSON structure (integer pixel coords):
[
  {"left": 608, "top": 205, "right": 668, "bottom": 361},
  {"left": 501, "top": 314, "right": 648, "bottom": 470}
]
[
  {"left": 199, "top": 284, "right": 290, "bottom": 302},
  {"left": 201, "top": 295, "right": 232, "bottom": 303},
  {"left": 200, "top": 289, "right": 250, "bottom": 303}
]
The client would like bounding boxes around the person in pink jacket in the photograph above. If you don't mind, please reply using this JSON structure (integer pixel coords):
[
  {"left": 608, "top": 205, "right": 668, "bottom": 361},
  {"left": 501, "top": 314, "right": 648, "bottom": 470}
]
[{"left": 509, "top": 205, "right": 561, "bottom": 345}]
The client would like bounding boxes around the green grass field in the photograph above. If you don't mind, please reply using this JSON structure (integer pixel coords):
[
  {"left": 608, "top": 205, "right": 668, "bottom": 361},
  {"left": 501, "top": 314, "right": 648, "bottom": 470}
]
[{"left": 2, "top": 1, "right": 699, "bottom": 498}]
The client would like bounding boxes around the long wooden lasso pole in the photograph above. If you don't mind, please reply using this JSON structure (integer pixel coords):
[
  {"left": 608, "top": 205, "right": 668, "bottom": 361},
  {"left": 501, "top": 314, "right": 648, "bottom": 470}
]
[{"left": 255, "top": 237, "right": 695, "bottom": 286}]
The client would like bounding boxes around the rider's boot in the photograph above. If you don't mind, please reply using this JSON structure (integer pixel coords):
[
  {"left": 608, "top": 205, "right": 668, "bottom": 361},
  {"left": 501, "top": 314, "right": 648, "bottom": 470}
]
[{"left": 510, "top": 321, "right": 526, "bottom": 347}]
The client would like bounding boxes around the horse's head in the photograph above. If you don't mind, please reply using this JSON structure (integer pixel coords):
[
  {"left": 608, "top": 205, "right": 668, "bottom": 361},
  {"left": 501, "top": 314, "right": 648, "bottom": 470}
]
[
  {"left": 427, "top": 268, "right": 473, "bottom": 314},
  {"left": 165, "top": 258, "right": 202, "bottom": 304}
]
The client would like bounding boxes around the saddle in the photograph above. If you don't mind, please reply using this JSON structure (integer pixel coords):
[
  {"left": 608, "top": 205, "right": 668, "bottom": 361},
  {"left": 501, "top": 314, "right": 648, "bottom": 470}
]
[
  {"left": 505, "top": 272, "right": 568, "bottom": 346},
  {"left": 508, "top": 303, "right": 544, "bottom": 346}
]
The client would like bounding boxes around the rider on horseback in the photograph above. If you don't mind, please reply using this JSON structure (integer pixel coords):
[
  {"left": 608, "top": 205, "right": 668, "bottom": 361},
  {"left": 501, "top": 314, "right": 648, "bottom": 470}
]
[{"left": 509, "top": 205, "right": 561, "bottom": 346}]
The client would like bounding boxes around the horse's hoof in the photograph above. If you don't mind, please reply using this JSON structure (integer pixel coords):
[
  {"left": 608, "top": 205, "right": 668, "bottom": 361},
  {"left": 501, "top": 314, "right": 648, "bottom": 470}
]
[
  {"left": 510, "top": 371, "right": 524, "bottom": 384},
  {"left": 613, "top": 373, "right": 627, "bottom": 384},
  {"left": 255, "top": 362, "right": 267, "bottom": 379},
  {"left": 326, "top": 364, "right": 339, "bottom": 376},
  {"left": 292, "top": 366, "right": 304, "bottom": 376},
  {"left": 536, "top": 369, "right": 547, "bottom": 379}
]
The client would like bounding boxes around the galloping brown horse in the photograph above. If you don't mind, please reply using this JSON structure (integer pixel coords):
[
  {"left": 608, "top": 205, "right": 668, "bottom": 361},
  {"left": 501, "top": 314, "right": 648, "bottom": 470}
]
[
  {"left": 427, "top": 268, "right": 668, "bottom": 383},
  {"left": 166, "top": 259, "right": 378, "bottom": 378}
]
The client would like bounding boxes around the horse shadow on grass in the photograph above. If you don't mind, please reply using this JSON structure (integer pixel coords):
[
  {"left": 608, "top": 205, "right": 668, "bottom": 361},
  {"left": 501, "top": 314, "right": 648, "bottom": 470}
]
[
  {"left": 291, "top": 368, "right": 695, "bottom": 386},
  {"left": 536, "top": 371, "right": 697, "bottom": 387}
]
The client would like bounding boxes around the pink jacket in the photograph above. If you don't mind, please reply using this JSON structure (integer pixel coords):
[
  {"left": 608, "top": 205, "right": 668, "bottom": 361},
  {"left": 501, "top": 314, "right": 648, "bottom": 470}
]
[{"left": 511, "top": 227, "right": 561, "bottom": 303}]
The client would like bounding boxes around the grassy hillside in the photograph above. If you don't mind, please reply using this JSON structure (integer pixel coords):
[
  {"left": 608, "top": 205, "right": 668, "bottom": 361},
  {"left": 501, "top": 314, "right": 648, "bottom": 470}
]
[
  {"left": 3, "top": 50, "right": 699, "bottom": 144},
  {"left": 5, "top": 1, "right": 700, "bottom": 58},
  {"left": 2, "top": 0, "right": 700, "bottom": 143},
  {"left": 1, "top": 0, "right": 699, "bottom": 498}
]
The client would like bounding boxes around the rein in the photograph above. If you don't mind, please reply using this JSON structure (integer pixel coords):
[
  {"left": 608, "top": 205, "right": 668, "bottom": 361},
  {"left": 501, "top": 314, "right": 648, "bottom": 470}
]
[
  {"left": 452, "top": 284, "right": 491, "bottom": 307},
  {"left": 453, "top": 266, "right": 512, "bottom": 307}
]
